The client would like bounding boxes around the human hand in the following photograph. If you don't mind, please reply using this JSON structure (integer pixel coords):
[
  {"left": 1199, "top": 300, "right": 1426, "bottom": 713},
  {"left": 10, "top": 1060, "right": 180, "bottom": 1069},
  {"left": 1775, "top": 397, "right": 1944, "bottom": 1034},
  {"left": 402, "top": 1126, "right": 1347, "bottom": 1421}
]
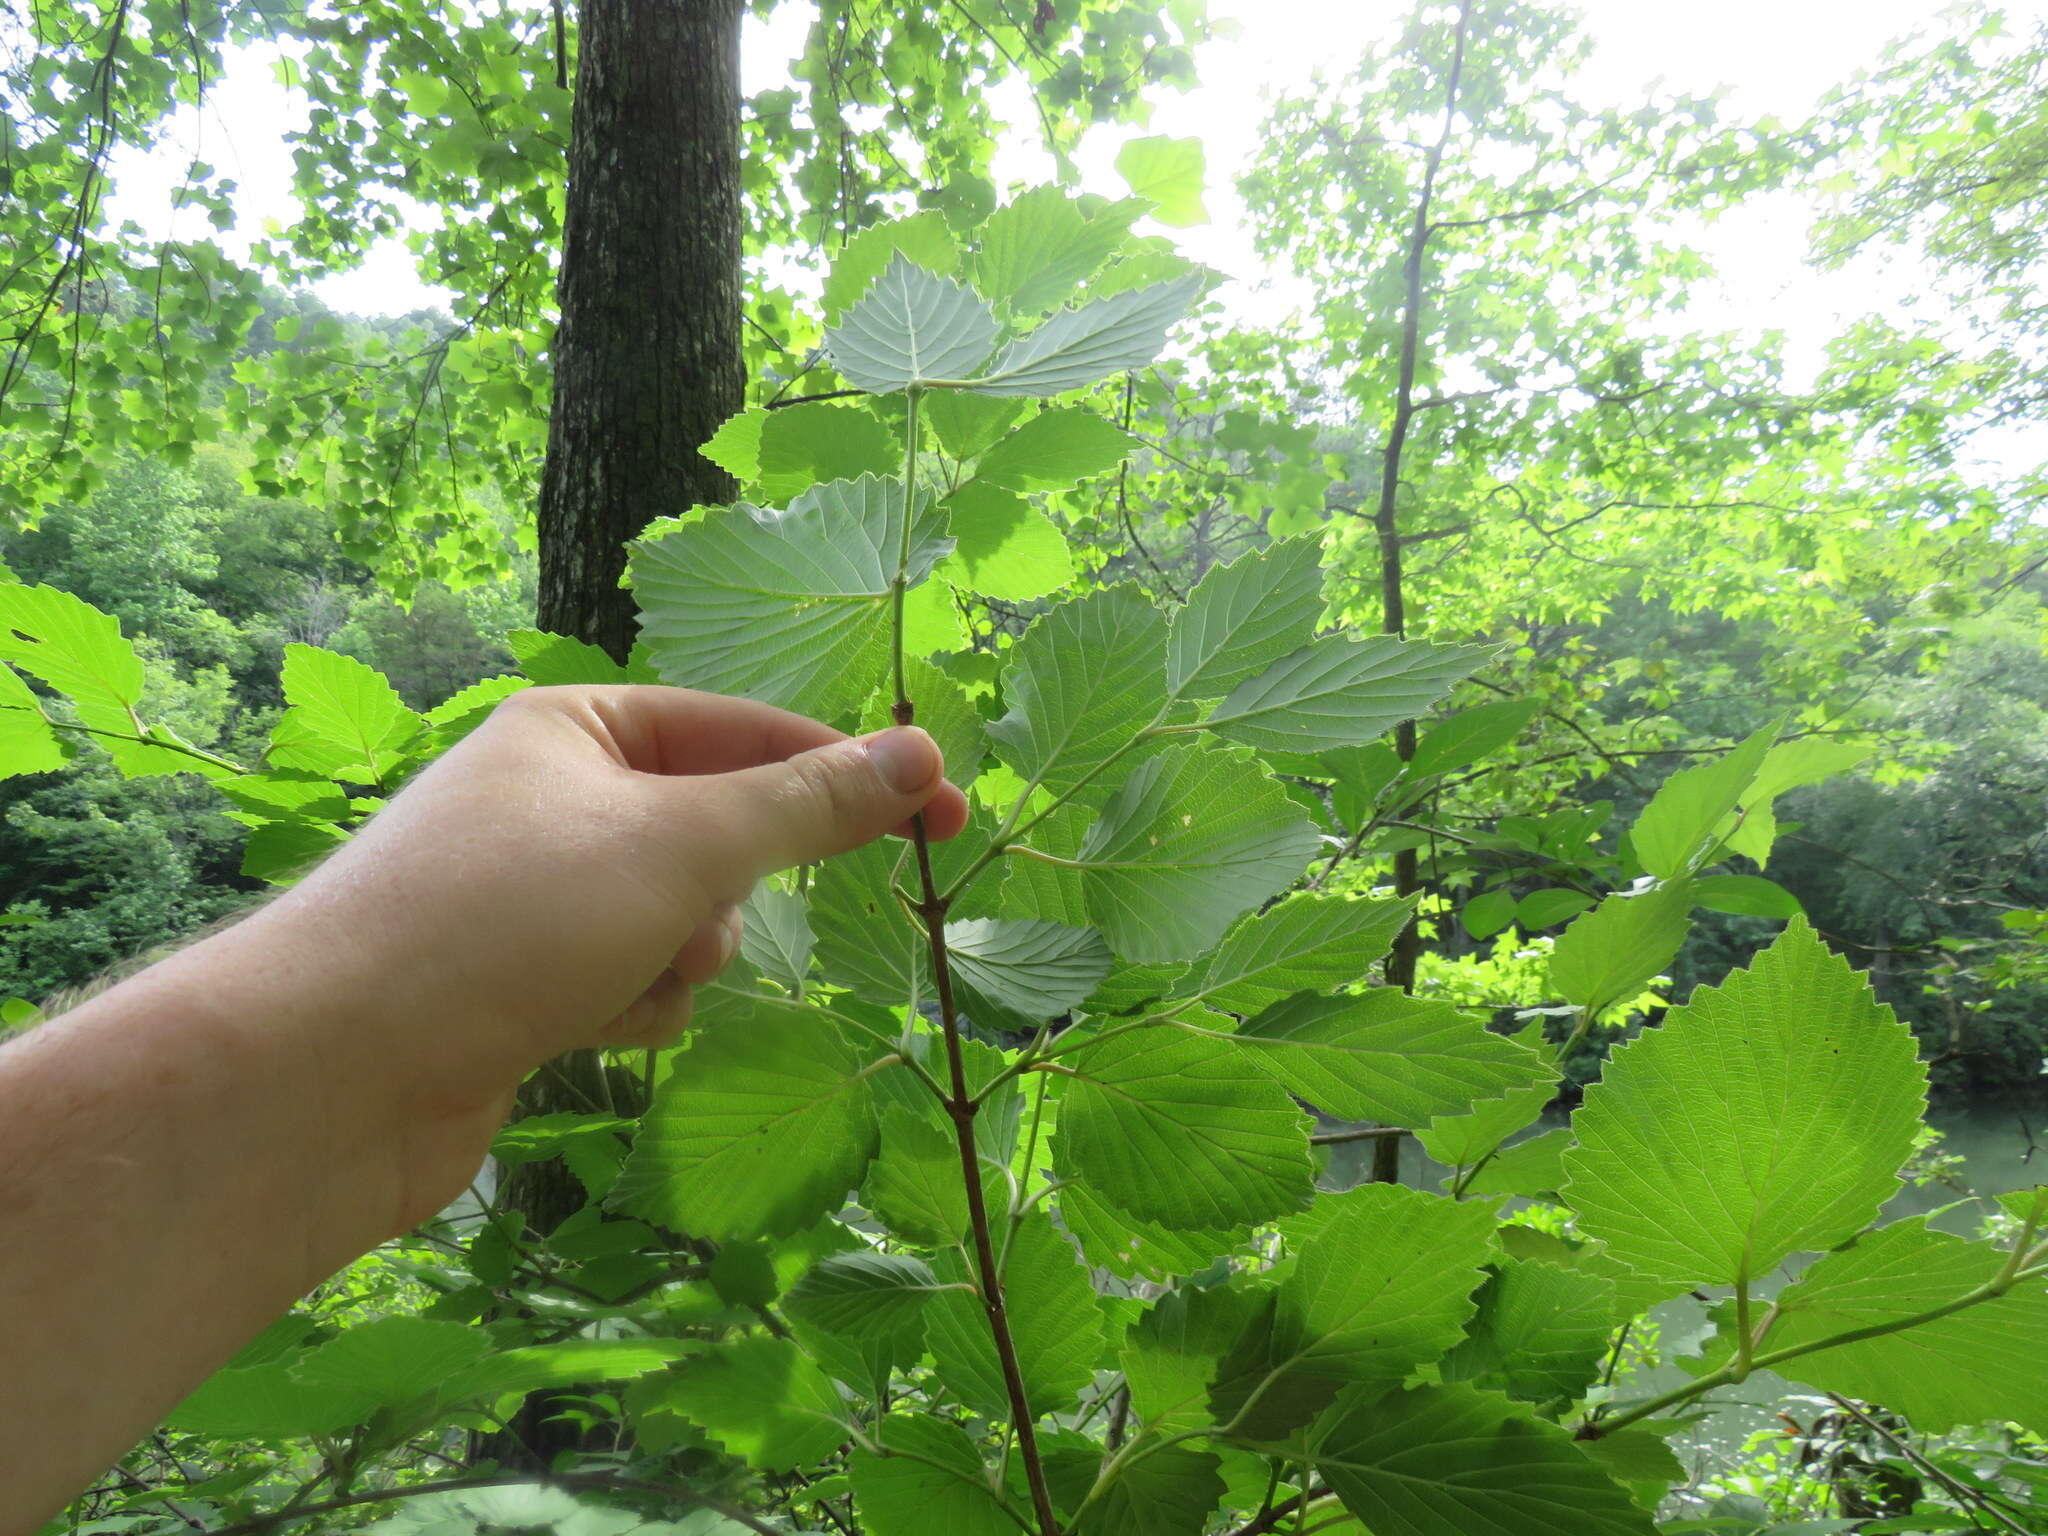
[{"left": 216, "top": 684, "right": 968, "bottom": 1233}]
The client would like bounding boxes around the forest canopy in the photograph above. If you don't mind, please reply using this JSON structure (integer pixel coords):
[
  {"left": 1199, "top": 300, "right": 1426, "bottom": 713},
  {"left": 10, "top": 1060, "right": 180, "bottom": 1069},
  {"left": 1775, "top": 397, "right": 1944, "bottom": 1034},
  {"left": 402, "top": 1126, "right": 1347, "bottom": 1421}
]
[{"left": 3, "top": 1, "right": 2047, "bottom": 1533}]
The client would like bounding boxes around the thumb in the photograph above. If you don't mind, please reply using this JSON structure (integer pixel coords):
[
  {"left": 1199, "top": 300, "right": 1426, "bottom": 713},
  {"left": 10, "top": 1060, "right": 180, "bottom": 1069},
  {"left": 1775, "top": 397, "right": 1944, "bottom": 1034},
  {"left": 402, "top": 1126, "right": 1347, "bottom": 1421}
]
[{"left": 694, "top": 726, "right": 949, "bottom": 883}]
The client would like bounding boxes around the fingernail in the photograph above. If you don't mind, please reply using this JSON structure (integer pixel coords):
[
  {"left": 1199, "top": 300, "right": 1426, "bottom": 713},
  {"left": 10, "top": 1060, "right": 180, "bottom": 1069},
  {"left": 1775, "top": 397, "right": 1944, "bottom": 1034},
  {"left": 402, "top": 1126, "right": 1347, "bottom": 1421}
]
[
  {"left": 863, "top": 728, "right": 938, "bottom": 794},
  {"left": 718, "top": 911, "right": 742, "bottom": 968}
]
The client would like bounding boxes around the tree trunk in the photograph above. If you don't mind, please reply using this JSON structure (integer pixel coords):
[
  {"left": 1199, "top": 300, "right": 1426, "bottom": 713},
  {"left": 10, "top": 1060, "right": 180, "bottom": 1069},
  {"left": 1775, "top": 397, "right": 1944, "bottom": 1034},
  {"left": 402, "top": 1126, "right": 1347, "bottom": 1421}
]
[
  {"left": 494, "top": 0, "right": 745, "bottom": 1468},
  {"left": 536, "top": 0, "right": 744, "bottom": 659}
]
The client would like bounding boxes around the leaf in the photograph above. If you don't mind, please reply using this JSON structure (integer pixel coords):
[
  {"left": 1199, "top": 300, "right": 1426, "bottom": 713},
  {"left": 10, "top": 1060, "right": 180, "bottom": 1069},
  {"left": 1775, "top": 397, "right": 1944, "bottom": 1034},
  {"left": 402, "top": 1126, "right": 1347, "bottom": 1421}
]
[
  {"left": 862, "top": 655, "right": 989, "bottom": 788},
  {"left": 925, "top": 1211, "right": 1103, "bottom": 1419},
  {"left": 609, "top": 1008, "right": 881, "bottom": 1241},
  {"left": 1115, "top": 134, "right": 1209, "bottom": 226},
  {"left": 0, "top": 662, "right": 66, "bottom": 778},
  {"left": 1517, "top": 888, "right": 1595, "bottom": 930},
  {"left": 1210, "top": 1184, "right": 1495, "bottom": 1437},
  {"left": 418, "top": 674, "right": 526, "bottom": 752},
  {"left": 699, "top": 408, "right": 768, "bottom": 483},
  {"left": 167, "top": 1363, "right": 378, "bottom": 1439},
  {"left": 965, "top": 274, "right": 1203, "bottom": 396},
  {"left": 738, "top": 885, "right": 813, "bottom": 993},
  {"left": 1440, "top": 1261, "right": 1617, "bottom": 1406},
  {"left": 1200, "top": 634, "right": 1487, "bottom": 753},
  {"left": 1055, "top": 1026, "right": 1314, "bottom": 1228},
  {"left": 1075, "top": 743, "right": 1319, "bottom": 962},
  {"left": 294, "top": 1317, "right": 494, "bottom": 1403},
  {"left": 935, "top": 482, "right": 1075, "bottom": 600},
  {"left": 972, "top": 407, "right": 1134, "bottom": 492},
  {"left": 1409, "top": 699, "right": 1543, "bottom": 778},
  {"left": 1236, "top": 989, "right": 1556, "bottom": 1128},
  {"left": 1462, "top": 888, "right": 1518, "bottom": 940},
  {"left": 926, "top": 390, "right": 1028, "bottom": 459},
  {"left": 1123, "top": 1282, "right": 1274, "bottom": 1432},
  {"left": 988, "top": 585, "right": 1168, "bottom": 792},
  {"left": 783, "top": 1249, "right": 947, "bottom": 1359},
  {"left": 744, "top": 401, "right": 902, "bottom": 500},
  {"left": 1576, "top": 1430, "right": 1687, "bottom": 1511},
  {"left": 945, "top": 918, "right": 1114, "bottom": 1026},
  {"left": 268, "top": 644, "right": 422, "bottom": 784},
  {"left": 1750, "top": 1217, "right": 2048, "bottom": 1434},
  {"left": 1308, "top": 1383, "right": 1656, "bottom": 1536},
  {"left": 1692, "top": 873, "right": 1803, "bottom": 918},
  {"left": 809, "top": 838, "right": 925, "bottom": 1004},
  {"left": 862, "top": 1103, "right": 982, "bottom": 1247},
  {"left": 1458, "top": 1126, "right": 1573, "bottom": 1199},
  {"left": 630, "top": 475, "right": 950, "bottom": 723},
  {"left": 652, "top": 1335, "right": 847, "bottom": 1471},
  {"left": 0, "top": 583, "right": 189, "bottom": 777},
  {"left": 1000, "top": 801, "right": 1093, "bottom": 927},
  {"left": 1188, "top": 892, "right": 1416, "bottom": 1014},
  {"left": 852, "top": 1416, "right": 1017, "bottom": 1536},
  {"left": 506, "top": 627, "right": 628, "bottom": 685},
  {"left": 1629, "top": 722, "right": 1778, "bottom": 879},
  {"left": 825, "top": 254, "right": 999, "bottom": 391},
  {"left": 1058, "top": 1181, "right": 1247, "bottom": 1282},
  {"left": 1166, "top": 536, "right": 1327, "bottom": 701},
  {"left": 1077, "top": 1444, "right": 1226, "bottom": 1536},
  {"left": 824, "top": 212, "right": 962, "bottom": 320},
  {"left": 1547, "top": 881, "right": 1693, "bottom": 1022},
  {"left": 1724, "top": 736, "right": 1870, "bottom": 864},
  {"left": 1564, "top": 919, "right": 1927, "bottom": 1288},
  {"left": 970, "top": 186, "right": 1144, "bottom": 314},
  {"left": 1418, "top": 1078, "right": 1557, "bottom": 1171}
]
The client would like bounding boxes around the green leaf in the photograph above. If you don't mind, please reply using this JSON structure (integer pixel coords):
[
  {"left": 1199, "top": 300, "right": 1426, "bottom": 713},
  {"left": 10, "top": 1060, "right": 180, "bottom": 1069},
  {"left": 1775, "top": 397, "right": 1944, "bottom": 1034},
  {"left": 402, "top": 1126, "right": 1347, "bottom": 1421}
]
[
  {"left": 1462, "top": 888, "right": 1519, "bottom": 940},
  {"left": 1055, "top": 1026, "right": 1314, "bottom": 1228},
  {"left": 824, "top": 212, "right": 962, "bottom": 321},
  {"left": 972, "top": 407, "right": 1133, "bottom": 492},
  {"left": 0, "top": 583, "right": 191, "bottom": 776},
  {"left": 1187, "top": 892, "right": 1416, "bottom": 1014},
  {"left": 1115, "top": 134, "right": 1209, "bottom": 226},
  {"left": 699, "top": 408, "right": 768, "bottom": 482},
  {"left": 1074, "top": 743, "right": 1319, "bottom": 962},
  {"left": 609, "top": 1008, "right": 881, "bottom": 1241},
  {"left": 970, "top": 186, "right": 1143, "bottom": 314},
  {"left": 1236, "top": 989, "right": 1555, "bottom": 1128},
  {"left": 935, "top": 482, "right": 1075, "bottom": 600},
  {"left": 1629, "top": 722, "right": 1778, "bottom": 879},
  {"left": 1440, "top": 1261, "right": 1617, "bottom": 1406},
  {"left": 966, "top": 275, "right": 1203, "bottom": 396},
  {"left": 506, "top": 628, "right": 628, "bottom": 685},
  {"left": 1418, "top": 1078, "right": 1557, "bottom": 1171},
  {"left": 988, "top": 585, "right": 1168, "bottom": 793},
  {"left": 1166, "top": 536, "right": 1327, "bottom": 701},
  {"left": 1308, "top": 1383, "right": 1656, "bottom": 1536},
  {"left": 926, "top": 390, "right": 1028, "bottom": 459},
  {"left": 946, "top": 918, "right": 1114, "bottom": 1026},
  {"left": 809, "top": 837, "right": 924, "bottom": 1004},
  {"left": 826, "top": 254, "right": 999, "bottom": 391},
  {"left": 1058, "top": 1181, "right": 1247, "bottom": 1282},
  {"left": 651, "top": 1335, "right": 847, "bottom": 1471},
  {"left": 1211, "top": 1184, "right": 1496, "bottom": 1436},
  {"left": 738, "top": 400, "right": 902, "bottom": 500},
  {"left": 295, "top": 1317, "right": 494, "bottom": 1403},
  {"left": 1692, "top": 873, "right": 1803, "bottom": 918},
  {"left": 1517, "top": 888, "right": 1595, "bottom": 930},
  {"left": 783, "top": 1249, "right": 947, "bottom": 1356},
  {"left": 738, "top": 885, "right": 813, "bottom": 993},
  {"left": 852, "top": 1416, "right": 1017, "bottom": 1536},
  {"left": 630, "top": 475, "right": 949, "bottom": 722},
  {"left": 1409, "top": 699, "right": 1543, "bottom": 778},
  {"left": 1547, "top": 882, "right": 1693, "bottom": 1023},
  {"left": 1576, "top": 1430, "right": 1687, "bottom": 1511},
  {"left": 863, "top": 655, "right": 989, "bottom": 788},
  {"left": 1000, "top": 801, "right": 1093, "bottom": 927},
  {"left": 269, "top": 644, "right": 422, "bottom": 784},
  {"left": 1078, "top": 1444, "right": 1226, "bottom": 1536},
  {"left": 1750, "top": 1217, "right": 2048, "bottom": 1435},
  {"left": 1123, "top": 1282, "right": 1274, "bottom": 1432},
  {"left": 0, "top": 663, "right": 66, "bottom": 778},
  {"left": 925, "top": 1211, "right": 1103, "bottom": 1419},
  {"left": 167, "top": 1362, "right": 378, "bottom": 1440},
  {"left": 1200, "top": 635, "right": 1486, "bottom": 753},
  {"left": 1724, "top": 736, "right": 1870, "bottom": 863},
  {"left": 862, "top": 1103, "right": 973, "bottom": 1246},
  {"left": 1564, "top": 918, "right": 1927, "bottom": 1288},
  {"left": 1457, "top": 1126, "right": 1572, "bottom": 1199}
]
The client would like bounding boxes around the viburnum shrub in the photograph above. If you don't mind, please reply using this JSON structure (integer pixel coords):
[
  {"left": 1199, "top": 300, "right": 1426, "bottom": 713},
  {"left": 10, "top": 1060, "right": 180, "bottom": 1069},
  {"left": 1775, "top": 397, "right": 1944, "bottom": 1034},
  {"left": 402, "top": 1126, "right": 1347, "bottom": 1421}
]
[{"left": 4, "top": 192, "right": 2043, "bottom": 1536}]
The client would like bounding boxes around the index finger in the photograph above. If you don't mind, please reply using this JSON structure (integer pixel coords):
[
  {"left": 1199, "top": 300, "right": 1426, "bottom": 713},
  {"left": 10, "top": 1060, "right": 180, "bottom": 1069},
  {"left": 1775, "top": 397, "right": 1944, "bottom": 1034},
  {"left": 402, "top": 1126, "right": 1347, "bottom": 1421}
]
[{"left": 562, "top": 685, "right": 853, "bottom": 776}]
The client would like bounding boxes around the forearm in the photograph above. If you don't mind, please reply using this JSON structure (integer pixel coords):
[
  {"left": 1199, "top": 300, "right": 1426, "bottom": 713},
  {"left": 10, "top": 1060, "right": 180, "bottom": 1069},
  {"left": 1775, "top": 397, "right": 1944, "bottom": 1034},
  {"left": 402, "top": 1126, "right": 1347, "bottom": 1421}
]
[{"left": 0, "top": 908, "right": 426, "bottom": 1531}]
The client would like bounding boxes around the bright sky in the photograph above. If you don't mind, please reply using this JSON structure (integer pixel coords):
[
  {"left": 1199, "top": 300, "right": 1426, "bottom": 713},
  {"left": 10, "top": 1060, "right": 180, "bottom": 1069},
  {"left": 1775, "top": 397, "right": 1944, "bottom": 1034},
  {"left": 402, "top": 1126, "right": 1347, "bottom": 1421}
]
[{"left": 106, "top": 0, "right": 2048, "bottom": 467}]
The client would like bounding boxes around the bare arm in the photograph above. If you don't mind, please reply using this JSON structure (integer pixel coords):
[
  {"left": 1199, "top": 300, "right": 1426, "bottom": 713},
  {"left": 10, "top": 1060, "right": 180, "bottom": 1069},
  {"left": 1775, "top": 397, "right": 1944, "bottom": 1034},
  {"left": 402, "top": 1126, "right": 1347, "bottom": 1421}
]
[{"left": 0, "top": 686, "right": 965, "bottom": 1529}]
